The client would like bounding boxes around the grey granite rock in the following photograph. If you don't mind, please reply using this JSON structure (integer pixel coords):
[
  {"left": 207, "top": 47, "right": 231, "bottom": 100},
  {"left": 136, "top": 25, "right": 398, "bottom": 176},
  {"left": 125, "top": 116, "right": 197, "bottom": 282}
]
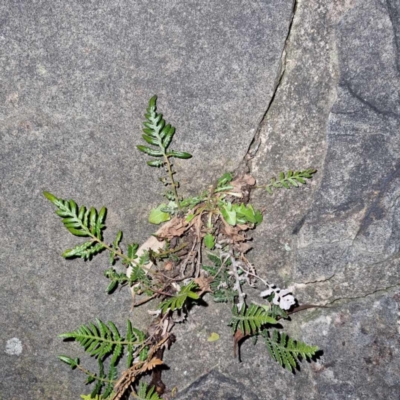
[
  {"left": 0, "top": 1, "right": 295, "bottom": 399},
  {"left": 251, "top": 0, "right": 400, "bottom": 301},
  {"left": 2, "top": 0, "right": 400, "bottom": 399},
  {"left": 293, "top": 0, "right": 400, "bottom": 301},
  {"left": 171, "top": 289, "right": 400, "bottom": 400},
  {"left": 175, "top": 370, "right": 260, "bottom": 400}
]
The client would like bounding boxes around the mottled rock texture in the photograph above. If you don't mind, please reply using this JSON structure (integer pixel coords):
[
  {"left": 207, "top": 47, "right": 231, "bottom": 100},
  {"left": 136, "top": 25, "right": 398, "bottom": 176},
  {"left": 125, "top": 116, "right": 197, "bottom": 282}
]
[
  {"left": 1, "top": 0, "right": 399, "bottom": 399},
  {"left": 0, "top": 0, "right": 294, "bottom": 399}
]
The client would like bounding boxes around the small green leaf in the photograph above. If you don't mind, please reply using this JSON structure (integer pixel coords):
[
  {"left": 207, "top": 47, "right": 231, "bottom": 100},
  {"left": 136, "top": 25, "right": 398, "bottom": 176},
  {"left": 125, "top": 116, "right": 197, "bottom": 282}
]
[
  {"left": 142, "top": 134, "right": 159, "bottom": 146},
  {"left": 58, "top": 355, "right": 79, "bottom": 368},
  {"left": 67, "top": 228, "right": 90, "bottom": 237},
  {"left": 294, "top": 176, "right": 306, "bottom": 184},
  {"left": 43, "top": 191, "right": 58, "bottom": 204},
  {"left": 148, "top": 204, "right": 171, "bottom": 224},
  {"left": 204, "top": 233, "right": 215, "bottom": 250},
  {"left": 281, "top": 181, "right": 290, "bottom": 189},
  {"left": 148, "top": 95, "right": 157, "bottom": 108},
  {"left": 62, "top": 241, "right": 93, "bottom": 258},
  {"left": 217, "top": 172, "right": 233, "bottom": 187},
  {"left": 137, "top": 145, "right": 163, "bottom": 157},
  {"left": 89, "top": 207, "right": 97, "bottom": 234},
  {"left": 288, "top": 178, "right": 299, "bottom": 187},
  {"left": 127, "top": 243, "right": 139, "bottom": 260},
  {"left": 98, "top": 207, "right": 107, "bottom": 224},
  {"left": 255, "top": 210, "right": 263, "bottom": 225},
  {"left": 220, "top": 203, "right": 236, "bottom": 226},
  {"left": 147, "top": 160, "right": 164, "bottom": 167},
  {"left": 235, "top": 204, "right": 257, "bottom": 224},
  {"left": 167, "top": 150, "right": 192, "bottom": 159},
  {"left": 207, "top": 332, "right": 220, "bottom": 342},
  {"left": 162, "top": 125, "right": 175, "bottom": 149},
  {"left": 159, "top": 282, "right": 200, "bottom": 312}
]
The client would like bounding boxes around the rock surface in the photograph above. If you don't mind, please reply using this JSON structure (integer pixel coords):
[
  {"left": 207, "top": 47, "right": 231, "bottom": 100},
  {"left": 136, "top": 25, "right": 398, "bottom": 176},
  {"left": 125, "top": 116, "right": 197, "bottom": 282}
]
[{"left": 1, "top": 0, "right": 400, "bottom": 399}]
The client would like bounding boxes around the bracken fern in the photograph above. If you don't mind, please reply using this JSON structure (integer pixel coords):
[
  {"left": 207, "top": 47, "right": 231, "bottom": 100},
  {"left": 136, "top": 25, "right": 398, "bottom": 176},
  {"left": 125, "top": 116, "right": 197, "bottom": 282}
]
[{"left": 44, "top": 95, "right": 321, "bottom": 399}]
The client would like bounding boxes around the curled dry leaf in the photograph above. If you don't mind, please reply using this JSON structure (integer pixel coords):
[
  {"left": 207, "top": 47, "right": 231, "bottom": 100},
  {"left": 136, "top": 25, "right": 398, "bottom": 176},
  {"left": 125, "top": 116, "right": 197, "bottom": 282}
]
[
  {"left": 220, "top": 221, "right": 248, "bottom": 244},
  {"left": 157, "top": 216, "right": 189, "bottom": 240},
  {"left": 112, "top": 358, "right": 164, "bottom": 400},
  {"left": 235, "top": 241, "right": 253, "bottom": 254},
  {"left": 194, "top": 275, "right": 212, "bottom": 294},
  {"left": 233, "top": 329, "right": 247, "bottom": 358}
]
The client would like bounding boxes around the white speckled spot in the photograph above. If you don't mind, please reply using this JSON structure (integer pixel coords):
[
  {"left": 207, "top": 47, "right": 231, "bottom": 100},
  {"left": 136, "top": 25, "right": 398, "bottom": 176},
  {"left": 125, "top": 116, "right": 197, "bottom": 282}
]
[
  {"left": 5, "top": 338, "right": 22, "bottom": 356},
  {"left": 284, "top": 243, "right": 291, "bottom": 251}
]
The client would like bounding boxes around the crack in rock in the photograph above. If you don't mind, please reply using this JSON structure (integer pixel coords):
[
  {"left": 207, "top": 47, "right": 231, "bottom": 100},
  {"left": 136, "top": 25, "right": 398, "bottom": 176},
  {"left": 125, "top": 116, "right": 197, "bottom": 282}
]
[
  {"left": 293, "top": 274, "right": 336, "bottom": 287},
  {"left": 236, "top": 0, "right": 298, "bottom": 174},
  {"left": 325, "top": 283, "right": 400, "bottom": 306}
]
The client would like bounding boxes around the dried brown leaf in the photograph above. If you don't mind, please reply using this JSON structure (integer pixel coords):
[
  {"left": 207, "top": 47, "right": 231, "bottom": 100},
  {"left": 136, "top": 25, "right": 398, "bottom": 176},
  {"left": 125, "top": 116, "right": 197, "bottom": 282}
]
[
  {"left": 143, "top": 357, "right": 164, "bottom": 371},
  {"left": 221, "top": 222, "right": 247, "bottom": 243},
  {"left": 233, "top": 329, "right": 247, "bottom": 358},
  {"left": 157, "top": 216, "right": 188, "bottom": 240},
  {"left": 235, "top": 242, "right": 253, "bottom": 254},
  {"left": 113, "top": 337, "right": 170, "bottom": 400},
  {"left": 230, "top": 174, "right": 256, "bottom": 193},
  {"left": 194, "top": 276, "right": 212, "bottom": 293}
]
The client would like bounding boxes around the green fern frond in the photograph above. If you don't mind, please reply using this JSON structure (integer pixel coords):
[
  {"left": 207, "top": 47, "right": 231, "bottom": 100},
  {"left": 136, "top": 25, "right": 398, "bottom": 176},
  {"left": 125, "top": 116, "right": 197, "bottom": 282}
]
[
  {"left": 58, "top": 319, "right": 145, "bottom": 361},
  {"left": 159, "top": 281, "right": 200, "bottom": 313},
  {"left": 230, "top": 303, "right": 278, "bottom": 335},
  {"left": 126, "top": 319, "right": 147, "bottom": 368},
  {"left": 43, "top": 192, "right": 107, "bottom": 259},
  {"left": 137, "top": 96, "right": 192, "bottom": 164},
  {"left": 109, "top": 231, "right": 123, "bottom": 265},
  {"left": 133, "top": 382, "right": 162, "bottom": 400},
  {"left": 103, "top": 268, "right": 128, "bottom": 293},
  {"left": 260, "top": 302, "right": 289, "bottom": 320},
  {"left": 59, "top": 320, "right": 146, "bottom": 397},
  {"left": 91, "top": 359, "right": 107, "bottom": 397},
  {"left": 264, "top": 169, "right": 316, "bottom": 194},
  {"left": 262, "top": 330, "right": 319, "bottom": 372},
  {"left": 202, "top": 264, "right": 237, "bottom": 303},
  {"left": 103, "top": 362, "right": 118, "bottom": 398}
]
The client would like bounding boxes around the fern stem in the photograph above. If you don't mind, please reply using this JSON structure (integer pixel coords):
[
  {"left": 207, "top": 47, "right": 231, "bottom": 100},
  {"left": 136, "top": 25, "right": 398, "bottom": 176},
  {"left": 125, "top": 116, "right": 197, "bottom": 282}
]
[
  {"left": 164, "top": 154, "right": 182, "bottom": 210},
  {"left": 72, "top": 332, "right": 147, "bottom": 347},
  {"left": 91, "top": 236, "right": 138, "bottom": 267},
  {"left": 76, "top": 364, "right": 115, "bottom": 385}
]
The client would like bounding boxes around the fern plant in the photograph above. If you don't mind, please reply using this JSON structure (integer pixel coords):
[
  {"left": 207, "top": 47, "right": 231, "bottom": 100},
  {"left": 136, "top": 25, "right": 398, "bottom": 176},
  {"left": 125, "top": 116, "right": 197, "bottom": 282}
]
[
  {"left": 230, "top": 304, "right": 278, "bottom": 336},
  {"left": 159, "top": 281, "right": 200, "bottom": 313},
  {"left": 44, "top": 95, "right": 321, "bottom": 399},
  {"left": 262, "top": 330, "right": 318, "bottom": 372},
  {"left": 137, "top": 95, "right": 192, "bottom": 208},
  {"left": 58, "top": 319, "right": 147, "bottom": 398}
]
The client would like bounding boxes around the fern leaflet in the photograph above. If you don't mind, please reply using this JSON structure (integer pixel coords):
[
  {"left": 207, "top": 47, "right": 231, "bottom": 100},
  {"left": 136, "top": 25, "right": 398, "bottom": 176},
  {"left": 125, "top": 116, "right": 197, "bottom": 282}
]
[
  {"left": 202, "top": 264, "right": 237, "bottom": 303},
  {"left": 43, "top": 192, "right": 107, "bottom": 259},
  {"left": 230, "top": 303, "right": 278, "bottom": 335},
  {"left": 133, "top": 382, "right": 162, "bottom": 400},
  {"left": 59, "top": 319, "right": 145, "bottom": 360},
  {"left": 137, "top": 95, "right": 192, "bottom": 165},
  {"left": 264, "top": 169, "right": 316, "bottom": 194},
  {"left": 159, "top": 281, "right": 200, "bottom": 313},
  {"left": 262, "top": 330, "right": 319, "bottom": 372}
]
